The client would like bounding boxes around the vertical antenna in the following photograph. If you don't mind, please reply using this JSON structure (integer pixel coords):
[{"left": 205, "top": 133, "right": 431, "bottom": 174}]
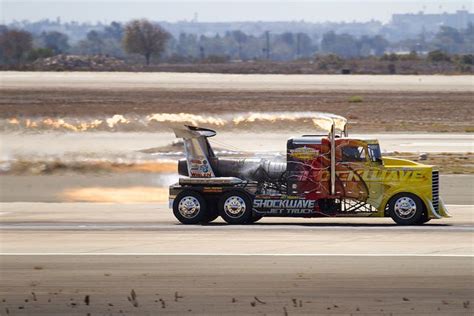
[{"left": 330, "top": 123, "right": 336, "bottom": 195}]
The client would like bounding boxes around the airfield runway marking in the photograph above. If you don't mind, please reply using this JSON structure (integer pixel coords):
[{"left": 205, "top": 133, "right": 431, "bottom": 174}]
[
  {"left": 1, "top": 253, "right": 473, "bottom": 257},
  {"left": 0, "top": 223, "right": 472, "bottom": 232}
]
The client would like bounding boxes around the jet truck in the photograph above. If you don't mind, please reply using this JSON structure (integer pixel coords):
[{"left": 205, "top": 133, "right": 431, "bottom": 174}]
[{"left": 169, "top": 116, "right": 449, "bottom": 225}]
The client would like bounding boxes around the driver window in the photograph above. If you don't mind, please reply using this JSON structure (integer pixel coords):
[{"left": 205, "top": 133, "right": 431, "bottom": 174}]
[{"left": 341, "top": 146, "right": 366, "bottom": 162}]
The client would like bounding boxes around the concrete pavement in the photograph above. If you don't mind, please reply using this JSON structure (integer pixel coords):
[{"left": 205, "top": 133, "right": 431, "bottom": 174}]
[
  {"left": 3, "top": 72, "right": 473, "bottom": 92},
  {"left": 0, "top": 202, "right": 472, "bottom": 315}
]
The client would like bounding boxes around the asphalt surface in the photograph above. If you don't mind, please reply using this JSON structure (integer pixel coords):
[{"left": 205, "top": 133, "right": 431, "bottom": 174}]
[
  {"left": 2, "top": 72, "right": 473, "bottom": 92},
  {"left": 0, "top": 203, "right": 472, "bottom": 254},
  {"left": 1, "top": 174, "right": 473, "bottom": 206},
  {"left": 2, "top": 132, "right": 473, "bottom": 157},
  {"left": 0, "top": 203, "right": 473, "bottom": 314}
]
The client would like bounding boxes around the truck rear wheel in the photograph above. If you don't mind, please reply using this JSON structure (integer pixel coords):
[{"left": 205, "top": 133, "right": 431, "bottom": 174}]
[
  {"left": 202, "top": 202, "right": 219, "bottom": 224},
  {"left": 218, "top": 191, "right": 252, "bottom": 224},
  {"left": 173, "top": 191, "right": 207, "bottom": 224},
  {"left": 388, "top": 193, "right": 423, "bottom": 225}
]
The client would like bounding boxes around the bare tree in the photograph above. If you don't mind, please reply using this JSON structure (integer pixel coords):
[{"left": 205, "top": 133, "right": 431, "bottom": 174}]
[
  {"left": 123, "top": 19, "right": 170, "bottom": 65},
  {"left": 0, "top": 29, "right": 32, "bottom": 64}
]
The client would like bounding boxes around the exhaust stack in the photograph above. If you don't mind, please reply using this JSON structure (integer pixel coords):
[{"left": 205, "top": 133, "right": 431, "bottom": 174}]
[{"left": 173, "top": 125, "right": 216, "bottom": 178}]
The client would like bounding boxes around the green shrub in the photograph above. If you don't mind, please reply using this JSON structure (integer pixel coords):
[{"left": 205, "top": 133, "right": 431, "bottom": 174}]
[
  {"left": 381, "top": 53, "right": 398, "bottom": 62},
  {"left": 348, "top": 95, "right": 364, "bottom": 103},
  {"left": 27, "top": 47, "right": 54, "bottom": 62},
  {"left": 465, "top": 127, "right": 474, "bottom": 133},
  {"left": 427, "top": 50, "right": 451, "bottom": 63},
  {"left": 460, "top": 54, "right": 473, "bottom": 65}
]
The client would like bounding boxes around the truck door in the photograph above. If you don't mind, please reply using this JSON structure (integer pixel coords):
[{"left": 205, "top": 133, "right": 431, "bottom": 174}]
[
  {"left": 365, "top": 143, "right": 385, "bottom": 209},
  {"left": 335, "top": 141, "right": 370, "bottom": 201}
]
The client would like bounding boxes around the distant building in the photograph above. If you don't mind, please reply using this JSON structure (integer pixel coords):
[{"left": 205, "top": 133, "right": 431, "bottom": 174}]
[{"left": 391, "top": 10, "right": 474, "bottom": 34}]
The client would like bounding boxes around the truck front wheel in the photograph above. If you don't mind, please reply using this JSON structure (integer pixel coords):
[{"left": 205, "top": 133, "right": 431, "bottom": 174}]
[
  {"left": 388, "top": 193, "right": 424, "bottom": 225},
  {"left": 218, "top": 191, "right": 252, "bottom": 224},
  {"left": 173, "top": 191, "right": 208, "bottom": 224}
]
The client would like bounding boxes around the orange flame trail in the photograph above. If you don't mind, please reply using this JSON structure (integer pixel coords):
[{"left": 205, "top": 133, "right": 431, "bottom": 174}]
[{"left": 5, "top": 112, "right": 346, "bottom": 132}]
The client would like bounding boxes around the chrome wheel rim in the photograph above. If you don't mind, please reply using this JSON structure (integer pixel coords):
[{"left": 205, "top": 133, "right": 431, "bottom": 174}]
[
  {"left": 223, "top": 196, "right": 246, "bottom": 218},
  {"left": 178, "top": 196, "right": 200, "bottom": 219},
  {"left": 394, "top": 197, "right": 417, "bottom": 219}
]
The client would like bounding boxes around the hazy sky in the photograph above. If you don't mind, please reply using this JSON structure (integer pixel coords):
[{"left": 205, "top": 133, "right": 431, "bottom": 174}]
[{"left": 1, "top": 0, "right": 472, "bottom": 24}]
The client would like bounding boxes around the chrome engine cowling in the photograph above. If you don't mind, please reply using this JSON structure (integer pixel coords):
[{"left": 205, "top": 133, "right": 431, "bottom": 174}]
[{"left": 178, "top": 158, "right": 286, "bottom": 182}]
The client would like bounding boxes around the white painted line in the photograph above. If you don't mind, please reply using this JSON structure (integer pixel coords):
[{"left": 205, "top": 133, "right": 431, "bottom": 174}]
[
  {"left": 0, "top": 224, "right": 472, "bottom": 232},
  {"left": 1, "top": 253, "right": 473, "bottom": 258}
]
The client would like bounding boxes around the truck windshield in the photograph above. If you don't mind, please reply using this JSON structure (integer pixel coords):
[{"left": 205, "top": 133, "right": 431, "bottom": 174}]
[
  {"left": 341, "top": 146, "right": 366, "bottom": 162},
  {"left": 368, "top": 144, "right": 382, "bottom": 162}
]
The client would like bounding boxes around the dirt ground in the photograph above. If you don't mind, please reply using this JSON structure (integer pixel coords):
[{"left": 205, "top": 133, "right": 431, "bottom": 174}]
[
  {"left": 1, "top": 72, "right": 473, "bottom": 132},
  {"left": 1, "top": 255, "right": 472, "bottom": 315},
  {"left": 1, "top": 89, "right": 473, "bottom": 132}
]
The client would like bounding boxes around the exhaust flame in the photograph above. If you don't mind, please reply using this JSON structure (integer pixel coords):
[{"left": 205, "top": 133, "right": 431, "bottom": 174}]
[
  {"left": 62, "top": 186, "right": 168, "bottom": 203},
  {"left": 147, "top": 113, "right": 227, "bottom": 126},
  {"left": 25, "top": 119, "right": 38, "bottom": 128},
  {"left": 4, "top": 112, "right": 347, "bottom": 133},
  {"left": 106, "top": 115, "right": 129, "bottom": 128},
  {"left": 232, "top": 112, "right": 347, "bottom": 132},
  {"left": 42, "top": 118, "right": 80, "bottom": 131}
]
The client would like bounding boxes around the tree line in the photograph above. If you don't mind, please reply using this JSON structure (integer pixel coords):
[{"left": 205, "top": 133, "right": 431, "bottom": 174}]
[{"left": 0, "top": 19, "right": 473, "bottom": 66}]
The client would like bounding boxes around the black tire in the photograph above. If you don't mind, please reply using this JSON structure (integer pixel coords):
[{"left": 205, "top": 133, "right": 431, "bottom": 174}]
[
  {"left": 388, "top": 193, "right": 424, "bottom": 225},
  {"left": 205, "top": 212, "right": 219, "bottom": 223},
  {"left": 218, "top": 191, "right": 253, "bottom": 224},
  {"left": 247, "top": 215, "right": 263, "bottom": 224},
  {"left": 417, "top": 216, "right": 431, "bottom": 225},
  {"left": 202, "top": 202, "right": 219, "bottom": 224},
  {"left": 173, "top": 190, "right": 207, "bottom": 224}
]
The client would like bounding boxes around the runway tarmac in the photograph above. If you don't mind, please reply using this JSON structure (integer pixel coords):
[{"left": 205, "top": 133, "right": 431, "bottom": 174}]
[
  {"left": 0, "top": 203, "right": 473, "bottom": 254},
  {"left": 3, "top": 72, "right": 473, "bottom": 92},
  {"left": 2, "top": 202, "right": 473, "bottom": 254},
  {"left": 0, "top": 203, "right": 473, "bottom": 314},
  {"left": 2, "top": 132, "right": 473, "bottom": 157}
]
